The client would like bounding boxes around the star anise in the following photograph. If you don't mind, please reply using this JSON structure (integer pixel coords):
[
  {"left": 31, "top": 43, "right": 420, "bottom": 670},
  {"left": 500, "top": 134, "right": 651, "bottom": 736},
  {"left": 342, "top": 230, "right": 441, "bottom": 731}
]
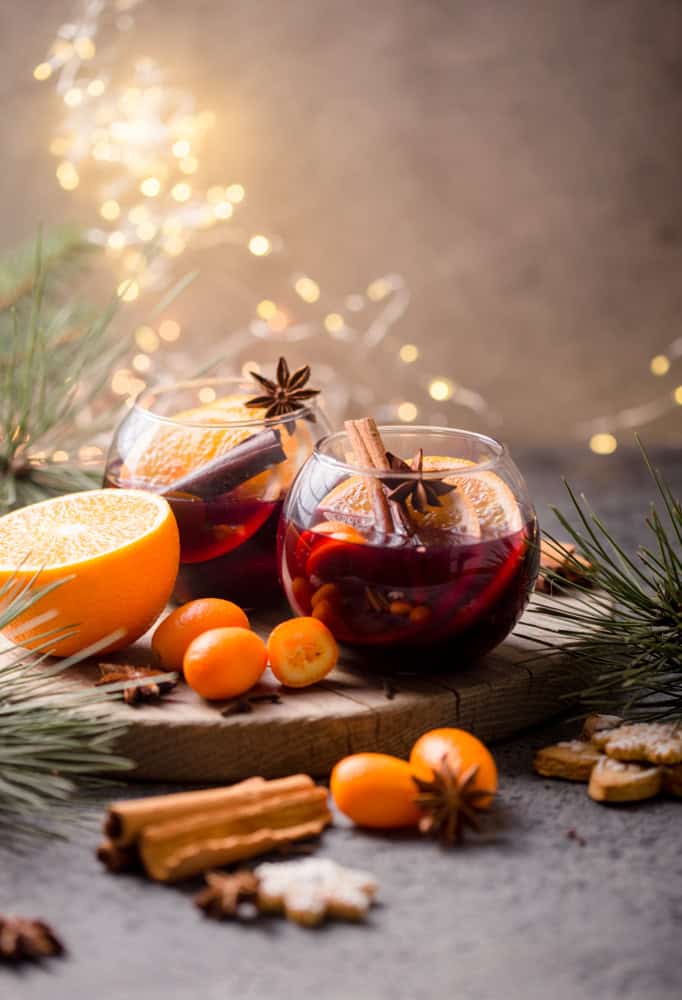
[
  {"left": 246, "top": 356, "right": 320, "bottom": 419},
  {"left": 95, "top": 663, "right": 177, "bottom": 706},
  {"left": 413, "top": 754, "right": 493, "bottom": 845},
  {"left": 384, "top": 449, "right": 456, "bottom": 515},
  {"left": 0, "top": 916, "right": 64, "bottom": 962},
  {"left": 194, "top": 870, "right": 260, "bottom": 921}
]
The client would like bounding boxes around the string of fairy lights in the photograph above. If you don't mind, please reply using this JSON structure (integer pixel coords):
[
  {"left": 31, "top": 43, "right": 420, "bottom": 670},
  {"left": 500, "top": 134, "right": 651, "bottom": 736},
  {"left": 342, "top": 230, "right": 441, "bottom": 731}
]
[
  {"left": 580, "top": 337, "right": 682, "bottom": 454},
  {"left": 30, "top": 0, "right": 678, "bottom": 455}
]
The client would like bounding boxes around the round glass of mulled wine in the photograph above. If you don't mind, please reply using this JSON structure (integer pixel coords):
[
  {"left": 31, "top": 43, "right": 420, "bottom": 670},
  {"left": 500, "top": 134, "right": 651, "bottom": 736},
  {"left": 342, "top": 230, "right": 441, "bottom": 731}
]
[
  {"left": 278, "top": 425, "right": 539, "bottom": 663},
  {"left": 104, "top": 376, "right": 330, "bottom": 607}
]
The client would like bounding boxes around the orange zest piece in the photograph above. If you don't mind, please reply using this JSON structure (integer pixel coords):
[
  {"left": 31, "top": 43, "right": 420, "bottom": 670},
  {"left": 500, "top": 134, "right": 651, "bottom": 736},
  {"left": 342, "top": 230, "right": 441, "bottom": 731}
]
[
  {"left": 267, "top": 616, "right": 339, "bottom": 688},
  {"left": 0, "top": 489, "right": 179, "bottom": 657}
]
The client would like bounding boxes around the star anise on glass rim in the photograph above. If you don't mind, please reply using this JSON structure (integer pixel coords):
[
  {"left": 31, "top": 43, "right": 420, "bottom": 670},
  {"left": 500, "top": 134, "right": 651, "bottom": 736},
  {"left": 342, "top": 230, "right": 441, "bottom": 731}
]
[
  {"left": 246, "top": 357, "right": 320, "bottom": 419},
  {"left": 383, "top": 449, "right": 456, "bottom": 515},
  {"left": 0, "top": 915, "right": 64, "bottom": 962},
  {"left": 412, "top": 754, "right": 493, "bottom": 845}
]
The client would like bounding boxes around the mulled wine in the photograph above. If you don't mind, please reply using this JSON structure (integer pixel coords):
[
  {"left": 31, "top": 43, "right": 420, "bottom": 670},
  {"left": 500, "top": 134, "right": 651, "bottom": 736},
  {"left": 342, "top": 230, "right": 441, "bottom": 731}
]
[
  {"left": 278, "top": 423, "right": 538, "bottom": 664},
  {"left": 105, "top": 375, "right": 329, "bottom": 607}
]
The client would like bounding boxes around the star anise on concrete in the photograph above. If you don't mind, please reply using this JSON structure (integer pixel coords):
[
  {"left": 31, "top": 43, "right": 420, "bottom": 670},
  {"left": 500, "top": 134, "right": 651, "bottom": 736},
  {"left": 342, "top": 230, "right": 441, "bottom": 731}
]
[
  {"left": 95, "top": 663, "right": 177, "bottom": 706},
  {"left": 0, "top": 916, "right": 64, "bottom": 962},
  {"left": 194, "top": 870, "right": 260, "bottom": 921},
  {"left": 384, "top": 449, "right": 456, "bottom": 515},
  {"left": 246, "top": 356, "right": 320, "bottom": 419},
  {"left": 412, "top": 755, "right": 492, "bottom": 845}
]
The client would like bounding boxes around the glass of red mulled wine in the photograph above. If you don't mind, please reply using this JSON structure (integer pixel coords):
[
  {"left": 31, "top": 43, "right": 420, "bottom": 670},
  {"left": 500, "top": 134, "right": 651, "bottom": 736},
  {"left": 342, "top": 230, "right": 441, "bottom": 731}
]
[
  {"left": 278, "top": 425, "right": 539, "bottom": 663},
  {"left": 104, "top": 377, "right": 330, "bottom": 607}
]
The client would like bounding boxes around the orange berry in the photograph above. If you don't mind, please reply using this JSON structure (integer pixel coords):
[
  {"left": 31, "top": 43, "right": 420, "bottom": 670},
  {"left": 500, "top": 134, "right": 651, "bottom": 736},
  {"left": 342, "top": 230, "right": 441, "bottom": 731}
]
[
  {"left": 330, "top": 753, "right": 421, "bottom": 829},
  {"left": 183, "top": 627, "right": 267, "bottom": 700},
  {"left": 310, "top": 582, "right": 339, "bottom": 607},
  {"left": 152, "top": 598, "right": 249, "bottom": 671},
  {"left": 290, "top": 576, "right": 313, "bottom": 613},
  {"left": 267, "top": 616, "right": 338, "bottom": 687},
  {"left": 410, "top": 728, "right": 498, "bottom": 808},
  {"left": 409, "top": 605, "right": 432, "bottom": 625},
  {"left": 389, "top": 600, "right": 412, "bottom": 616}
]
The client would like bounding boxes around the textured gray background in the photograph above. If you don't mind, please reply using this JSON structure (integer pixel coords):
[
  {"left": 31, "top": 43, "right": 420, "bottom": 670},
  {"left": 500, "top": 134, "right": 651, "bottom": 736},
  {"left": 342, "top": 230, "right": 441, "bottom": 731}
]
[
  {"left": 1, "top": 447, "right": 681, "bottom": 1000},
  {"left": 1, "top": 0, "right": 682, "bottom": 444}
]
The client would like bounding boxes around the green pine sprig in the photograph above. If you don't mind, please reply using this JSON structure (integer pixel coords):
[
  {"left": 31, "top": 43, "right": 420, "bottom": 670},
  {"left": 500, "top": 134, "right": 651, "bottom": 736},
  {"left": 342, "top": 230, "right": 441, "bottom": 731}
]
[
  {"left": 523, "top": 441, "right": 682, "bottom": 721},
  {"left": 0, "top": 572, "right": 177, "bottom": 844}
]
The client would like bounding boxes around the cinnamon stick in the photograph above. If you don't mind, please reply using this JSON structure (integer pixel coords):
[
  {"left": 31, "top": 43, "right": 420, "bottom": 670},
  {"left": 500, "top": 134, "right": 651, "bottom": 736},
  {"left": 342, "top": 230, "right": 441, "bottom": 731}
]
[
  {"left": 161, "top": 427, "right": 286, "bottom": 500},
  {"left": 344, "top": 419, "right": 392, "bottom": 533},
  {"left": 104, "top": 775, "right": 309, "bottom": 846},
  {"left": 96, "top": 839, "right": 141, "bottom": 874},
  {"left": 139, "top": 787, "right": 331, "bottom": 882},
  {"left": 344, "top": 418, "right": 411, "bottom": 535}
]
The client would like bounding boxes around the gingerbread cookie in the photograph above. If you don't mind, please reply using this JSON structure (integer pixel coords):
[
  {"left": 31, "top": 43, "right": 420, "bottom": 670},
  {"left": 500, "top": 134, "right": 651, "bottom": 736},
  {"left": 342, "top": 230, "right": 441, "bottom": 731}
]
[
  {"left": 533, "top": 740, "right": 603, "bottom": 782},
  {"left": 588, "top": 757, "right": 663, "bottom": 803},
  {"left": 599, "top": 722, "right": 682, "bottom": 765},
  {"left": 254, "top": 858, "right": 378, "bottom": 927},
  {"left": 581, "top": 714, "right": 623, "bottom": 743},
  {"left": 662, "top": 764, "right": 682, "bottom": 799}
]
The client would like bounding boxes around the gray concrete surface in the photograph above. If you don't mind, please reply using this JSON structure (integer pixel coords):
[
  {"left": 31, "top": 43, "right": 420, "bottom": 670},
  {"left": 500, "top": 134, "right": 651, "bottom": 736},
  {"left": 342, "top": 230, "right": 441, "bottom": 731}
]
[
  {"left": 1, "top": 448, "right": 681, "bottom": 1000},
  {"left": 2, "top": 1, "right": 682, "bottom": 444}
]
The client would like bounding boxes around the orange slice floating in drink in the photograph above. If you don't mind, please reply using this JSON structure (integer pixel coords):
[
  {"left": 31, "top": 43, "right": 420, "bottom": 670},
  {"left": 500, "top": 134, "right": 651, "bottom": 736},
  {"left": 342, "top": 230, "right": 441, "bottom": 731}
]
[{"left": 120, "top": 393, "right": 305, "bottom": 498}]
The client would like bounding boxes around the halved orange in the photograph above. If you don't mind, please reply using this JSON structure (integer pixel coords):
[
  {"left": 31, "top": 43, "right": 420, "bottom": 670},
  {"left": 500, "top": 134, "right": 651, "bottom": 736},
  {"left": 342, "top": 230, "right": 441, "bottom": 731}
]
[{"left": 0, "top": 489, "right": 179, "bottom": 657}]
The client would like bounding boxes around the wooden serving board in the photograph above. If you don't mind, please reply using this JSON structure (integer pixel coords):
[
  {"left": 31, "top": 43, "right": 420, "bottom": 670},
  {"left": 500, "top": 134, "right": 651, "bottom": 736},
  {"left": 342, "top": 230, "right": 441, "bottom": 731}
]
[{"left": 58, "top": 598, "right": 579, "bottom": 783}]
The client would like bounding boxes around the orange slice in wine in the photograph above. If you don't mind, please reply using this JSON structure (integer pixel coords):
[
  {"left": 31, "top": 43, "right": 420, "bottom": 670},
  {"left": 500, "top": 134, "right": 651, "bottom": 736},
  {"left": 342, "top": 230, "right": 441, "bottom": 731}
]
[
  {"left": 319, "top": 456, "right": 481, "bottom": 538},
  {"left": 120, "top": 393, "right": 303, "bottom": 498}
]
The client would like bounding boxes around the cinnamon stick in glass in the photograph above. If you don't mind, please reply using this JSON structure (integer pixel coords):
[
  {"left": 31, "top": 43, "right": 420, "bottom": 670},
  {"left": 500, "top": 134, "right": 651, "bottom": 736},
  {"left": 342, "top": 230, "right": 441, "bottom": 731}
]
[{"left": 160, "top": 427, "right": 286, "bottom": 500}]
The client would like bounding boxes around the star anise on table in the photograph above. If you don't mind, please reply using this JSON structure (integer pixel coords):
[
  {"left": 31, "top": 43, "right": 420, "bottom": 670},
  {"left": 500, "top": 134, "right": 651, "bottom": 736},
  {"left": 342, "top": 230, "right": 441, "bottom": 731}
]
[
  {"left": 413, "top": 755, "right": 493, "bottom": 845},
  {"left": 0, "top": 916, "right": 64, "bottom": 962},
  {"left": 194, "top": 870, "right": 260, "bottom": 921},
  {"left": 384, "top": 449, "right": 456, "bottom": 515},
  {"left": 245, "top": 356, "right": 320, "bottom": 419},
  {"left": 95, "top": 663, "right": 177, "bottom": 706}
]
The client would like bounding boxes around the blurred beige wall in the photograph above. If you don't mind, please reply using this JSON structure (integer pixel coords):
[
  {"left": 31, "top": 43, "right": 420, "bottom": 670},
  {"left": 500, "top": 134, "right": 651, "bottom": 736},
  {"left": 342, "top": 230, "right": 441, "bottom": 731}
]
[{"left": 1, "top": 0, "right": 681, "bottom": 447}]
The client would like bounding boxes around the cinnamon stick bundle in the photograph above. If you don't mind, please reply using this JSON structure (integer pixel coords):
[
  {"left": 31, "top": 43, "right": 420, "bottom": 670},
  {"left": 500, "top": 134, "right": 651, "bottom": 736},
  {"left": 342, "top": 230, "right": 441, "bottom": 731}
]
[
  {"left": 98, "top": 774, "right": 332, "bottom": 883},
  {"left": 140, "top": 787, "right": 331, "bottom": 883}
]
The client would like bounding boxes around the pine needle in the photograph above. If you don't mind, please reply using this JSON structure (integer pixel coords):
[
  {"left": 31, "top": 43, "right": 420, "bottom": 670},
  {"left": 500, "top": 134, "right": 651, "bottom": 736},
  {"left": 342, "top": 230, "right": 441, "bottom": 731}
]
[
  {"left": 0, "top": 572, "right": 174, "bottom": 844},
  {"left": 523, "top": 439, "right": 682, "bottom": 721}
]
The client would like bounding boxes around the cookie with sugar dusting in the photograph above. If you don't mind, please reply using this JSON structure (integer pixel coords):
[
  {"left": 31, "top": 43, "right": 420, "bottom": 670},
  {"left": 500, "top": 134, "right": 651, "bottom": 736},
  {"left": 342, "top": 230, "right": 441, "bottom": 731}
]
[
  {"left": 581, "top": 714, "right": 622, "bottom": 743},
  {"left": 254, "top": 858, "right": 378, "bottom": 927},
  {"left": 588, "top": 757, "right": 662, "bottom": 803},
  {"left": 533, "top": 741, "right": 602, "bottom": 782},
  {"left": 662, "top": 764, "right": 682, "bottom": 799},
  {"left": 600, "top": 722, "right": 682, "bottom": 765}
]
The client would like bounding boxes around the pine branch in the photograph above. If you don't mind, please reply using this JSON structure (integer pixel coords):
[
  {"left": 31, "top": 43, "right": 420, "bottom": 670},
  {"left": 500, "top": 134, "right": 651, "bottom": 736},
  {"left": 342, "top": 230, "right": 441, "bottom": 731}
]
[
  {"left": 0, "top": 572, "right": 178, "bottom": 844},
  {"left": 524, "top": 440, "right": 682, "bottom": 721}
]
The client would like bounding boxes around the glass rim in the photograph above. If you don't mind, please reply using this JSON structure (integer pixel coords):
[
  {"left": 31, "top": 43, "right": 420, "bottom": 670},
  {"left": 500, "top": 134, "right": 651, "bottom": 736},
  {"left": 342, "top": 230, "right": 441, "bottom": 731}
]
[
  {"left": 313, "top": 425, "right": 508, "bottom": 478},
  {"left": 132, "top": 376, "right": 320, "bottom": 429}
]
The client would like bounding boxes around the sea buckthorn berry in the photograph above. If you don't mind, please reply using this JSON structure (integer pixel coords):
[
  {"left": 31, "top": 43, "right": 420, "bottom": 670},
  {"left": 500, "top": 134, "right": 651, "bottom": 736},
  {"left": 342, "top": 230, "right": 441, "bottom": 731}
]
[
  {"left": 183, "top": 627, "right": 267, "bottom": 700},
  {"left": 409, "top": 605, "right": 432, "bottom": 625},
  {"left": 389, "top": 600, "right": 412, "bottom": 616},
  {"left": 152, "top": 598, "right": 249, "bottom": 672}
]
